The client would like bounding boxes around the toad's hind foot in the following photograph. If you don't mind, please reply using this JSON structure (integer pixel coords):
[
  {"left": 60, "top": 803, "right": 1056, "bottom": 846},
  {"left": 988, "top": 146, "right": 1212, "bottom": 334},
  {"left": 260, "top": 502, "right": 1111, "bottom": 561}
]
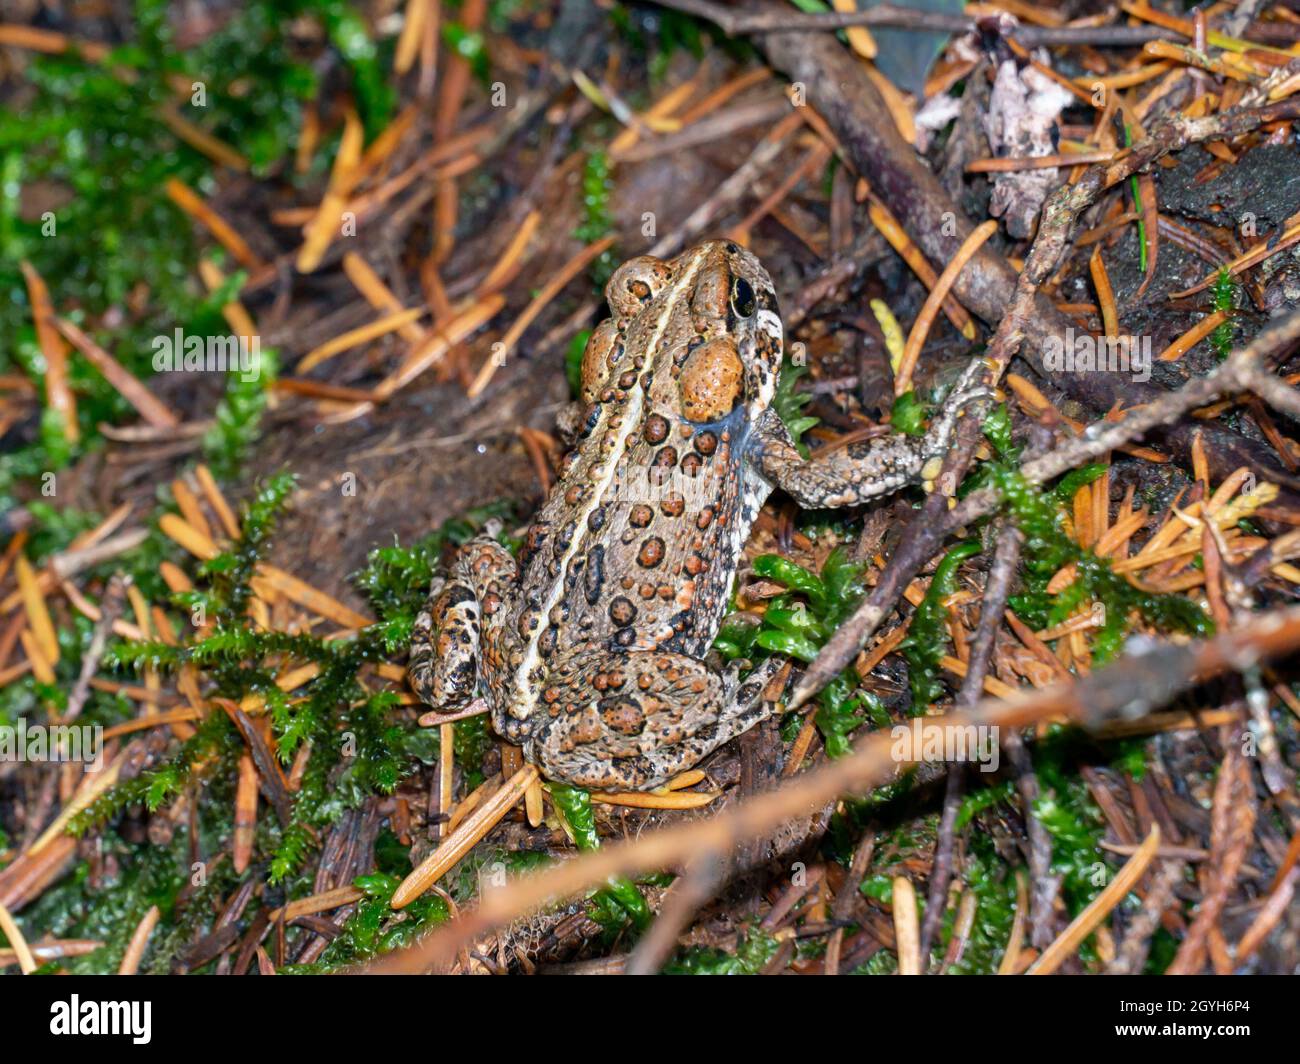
[
  {"left": 532, "top": 652, "right": 785, "bottom": 791},
  {"left": 409, "top": 537, "right": 517, "bottom": 710}
]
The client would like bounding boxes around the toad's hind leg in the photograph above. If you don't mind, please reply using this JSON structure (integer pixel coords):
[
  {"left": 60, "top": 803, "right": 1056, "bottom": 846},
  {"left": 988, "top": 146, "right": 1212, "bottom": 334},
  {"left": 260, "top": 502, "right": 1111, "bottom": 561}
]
[
  {"left": 409, "top": 537, "right": 517, "bottom": 710},
  {"left": 532, "top": 652, "right": 784, "bottom": 791}
]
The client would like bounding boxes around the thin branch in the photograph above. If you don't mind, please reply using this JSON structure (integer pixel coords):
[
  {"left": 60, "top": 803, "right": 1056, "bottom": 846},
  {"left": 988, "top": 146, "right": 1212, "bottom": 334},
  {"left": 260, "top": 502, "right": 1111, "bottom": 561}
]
[
  {"left": 918, "top": 519, "right": 1022, "bottom": 966},
  {"left": 651, "top": 0, "right": 1181, "bottom": 48},
  {"left": 623, "top": 851, "right": 726, "bottom": 975}
]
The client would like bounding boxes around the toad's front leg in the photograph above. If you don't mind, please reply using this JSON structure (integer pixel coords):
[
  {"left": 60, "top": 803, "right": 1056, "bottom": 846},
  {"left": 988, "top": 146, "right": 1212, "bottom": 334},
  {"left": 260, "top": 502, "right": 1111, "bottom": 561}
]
[
  {"left": 754, "top": 360, "right": 990, "bottom": 508},
  {"left": 529, "top": 650, "right": 783, "bottom": 790}
]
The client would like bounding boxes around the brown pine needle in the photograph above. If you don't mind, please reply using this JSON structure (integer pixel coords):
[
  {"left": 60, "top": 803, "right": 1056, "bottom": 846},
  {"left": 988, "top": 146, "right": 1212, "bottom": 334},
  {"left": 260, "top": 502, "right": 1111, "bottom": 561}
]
[
  {"left": 1095, "top": 507, "right": 1151, "bottom": 557},
  {"left": 1075, "top": 61, "right": 1174, "bottom": 91},
  {"left": 468, "top": 237, "right": 616, "bottom": 398},
  {"left": 967, "top": 148, "right": 1117, "bottom": 172},
  {"left": 591, "top": 789, "right": 722, "bottom": 810},
  {"left": 1143, "top": 40, "right": 1270, "bottom": 82},
  {"left": 609, "top": 78, "right": 698, "bottom": 155},
  {"left": 0, "top": 530, "right": 26, "bottom": 592},
  {"left": 268, "top": 886, "right": 364, "bottom": 924},
  {"left": 295, "top": 100, "right": 320, "bottom": 175},
  {"left": 30, "top": 750, "right": 126, "bottom": 857},
  {"left": 297, "top": 106, "right": 364, "bottom": 273},
  {"left": 117, "top": 905, "right": 160, "bottom": 975},
  {"left": 159, "top": 561, "right": 194, "bottom": 595},
  {"left": 54, "top": 318, "right": 180, "bottom": 428},
  {"left": 233, "top": 753, "right": 258, "bottom": 874},
  {"left": 892, "top": 876, "right": 922, "bottom": 974},
  {"left": 159, "top": 512, "right": 219, "bottom": 561},
  {"left": 101, "top": 708, "right": 202, "bottom": 740},
  {"left": 273, "top": 137, "right": 484, "bottom": 229},
  {"left": 477, "top": 210, "right": 541, "bottom": 296},
  {"left": 0, "top": 660, "right": 32, "bottom": 686},
  {"left": 392, "top": 765, "right": 540, "bottom": 908},
  {"left": 164, "top": 178, "right": 264, "bottom": 272},
  {"left": 783, "top": 713, "right": 820, "bottom": 778},
  {"left": 195, "top": 464, "right": 241, "bottom": 540},
  {"left": 171, "top": 478, "right": 212, "bottom": 543},
  {"left": 730, "top": 142, "right": 833, "bottom": 243},
  {"left": 0, "top": 939, "right": 102, "bottom": 969},
  {"left": 0, "top": 23, "right": 110, "bottom": 61},
  {"left": 1157, "top": 310, "right": 1230, "bottom": 362},
  {"left": 372, "top": 295, "right": 505, "bottom": 402},
  {"left": 1134, "top": 170, "right": 1161, "bottom": 297},
  {"left": 1027, "top": 824, "right": 1161, "bottom": 974},
  {"left": 16, "top": 557, "right": 58, "bottom": 667},
  {"left": 678, "top": 68, "right": 771, "bottom": 125},
  {"left": 897, "top": 220, "right": 997, "bottom": 396},
  {"left": 997, "top": 871, "right": 1030, "bottom": 974},
  {"left": 1170, "top": 218, "right": 1300, "bottom": 299},
  {"left": 863, "top": 61, "right": 915, "bottom": 144},
  {"left": 395, "top": 0, "right": 430, "bottom": 75},
  {"left": 940, "top": 655, "right": 1020, "bottom": 698},
  {"left": 1235, "top": 868, "right": 1298, "bottom": 964},
  {"left": 1089, "top": 247, "right": 1119, "bottom": 338},
  {"left": 972, "top": 0, "right": 1066, "bottom": 23},
  {"left": 343, "top": 253, "right": 427, "bottom": 341},
  {"left": 356, "top": 105, "right": 420, "bottom": 184},
  {"left": 867, "top": 200, "right": 975, "bottom": 341},
  {"left": 157, "top": 105, "right": 249, "bottom": 171},
  {"left": 830, "top": 0, "right": 877, "bottom": 57},
  {"left": 275, "top": 378, "right": 377, "bottom": 403},
  {"left": 198, "top": 259, "right": 258, "bottom": 342},
  {"left": 438, "top": 723, "right": 455, "bottom": 839},
  {"left": 20, "top": 261, "right": 78, "bottom": 443},
  {"left": 0, "top": 899, "right": 36, "bottom": 974},
  {"left": 125, "top": 584, "right": 158, "bottom": 717},
  {"left": 296, "top": 307, "right": 427, "bottom": 373},
  {"left": 255, "top": 565, "right": 373, "bottom": 629}
]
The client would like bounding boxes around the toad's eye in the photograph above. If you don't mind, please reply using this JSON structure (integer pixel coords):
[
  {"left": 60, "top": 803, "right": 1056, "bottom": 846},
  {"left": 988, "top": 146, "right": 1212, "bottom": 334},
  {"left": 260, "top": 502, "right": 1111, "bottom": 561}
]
[{"left": 730, "top": 277, "right": 756, "bottom": 319}]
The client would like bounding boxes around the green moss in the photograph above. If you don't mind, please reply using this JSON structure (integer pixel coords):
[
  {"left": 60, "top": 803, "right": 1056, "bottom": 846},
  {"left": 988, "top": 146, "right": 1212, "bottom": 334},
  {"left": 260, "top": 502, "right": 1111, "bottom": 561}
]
[
  {"left": 549, "top": 783, "right": 651, "bottom": 932},
  {"left": 664, "top": 926, "right": 780, "bottom": 974},
  {"left": 442, "top": 21, "right": 490, "bottom": 87},
  {"left": 890, "top": 390, "right": 927, "bottom": 437},
  {"left": 1210, "top": 267, "right": 1238, "bottom": 360},
  {"left": 740, "top": 548, "right": 882, "bottom": 757},
  {"left": 774, "top": 358, "right": 819, "bottom": 455},
  {"left": 993, "top": 462, "right": 1212, "bottom": 664},
  {"left": 575, "top": 149, "right": 617, "bottom": 289},
  {"left": 900, "top": 540, "right": 981, "bottom": 713},
  {"left": 29, "top": 488, "right": 534, "bottom": 969},
  {"left": 566, "top": 328, "right": 591, "bottom": 397},
  {"left": 945, "top": 829, "right": 1018, "bottom": 974}
]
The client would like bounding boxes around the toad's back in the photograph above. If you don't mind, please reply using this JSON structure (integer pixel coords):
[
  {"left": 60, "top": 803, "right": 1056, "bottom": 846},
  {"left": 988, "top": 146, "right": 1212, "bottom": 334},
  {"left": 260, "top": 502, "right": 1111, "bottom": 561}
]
[{"left": 507, "top": 241, "right": 783, "bottom": 683}]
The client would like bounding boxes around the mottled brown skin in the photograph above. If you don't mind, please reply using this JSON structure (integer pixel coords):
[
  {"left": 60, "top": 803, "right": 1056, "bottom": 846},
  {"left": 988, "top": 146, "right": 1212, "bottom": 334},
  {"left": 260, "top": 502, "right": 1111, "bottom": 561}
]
[{"left": 409, "top": 241, "right": 987, "bottom": 790}]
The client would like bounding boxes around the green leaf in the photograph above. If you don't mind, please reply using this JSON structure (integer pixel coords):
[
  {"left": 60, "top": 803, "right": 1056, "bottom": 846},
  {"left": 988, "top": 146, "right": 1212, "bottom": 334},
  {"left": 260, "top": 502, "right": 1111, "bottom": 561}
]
[{"left": 891, "top": 390, "right": 927, "bottom": 437}]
